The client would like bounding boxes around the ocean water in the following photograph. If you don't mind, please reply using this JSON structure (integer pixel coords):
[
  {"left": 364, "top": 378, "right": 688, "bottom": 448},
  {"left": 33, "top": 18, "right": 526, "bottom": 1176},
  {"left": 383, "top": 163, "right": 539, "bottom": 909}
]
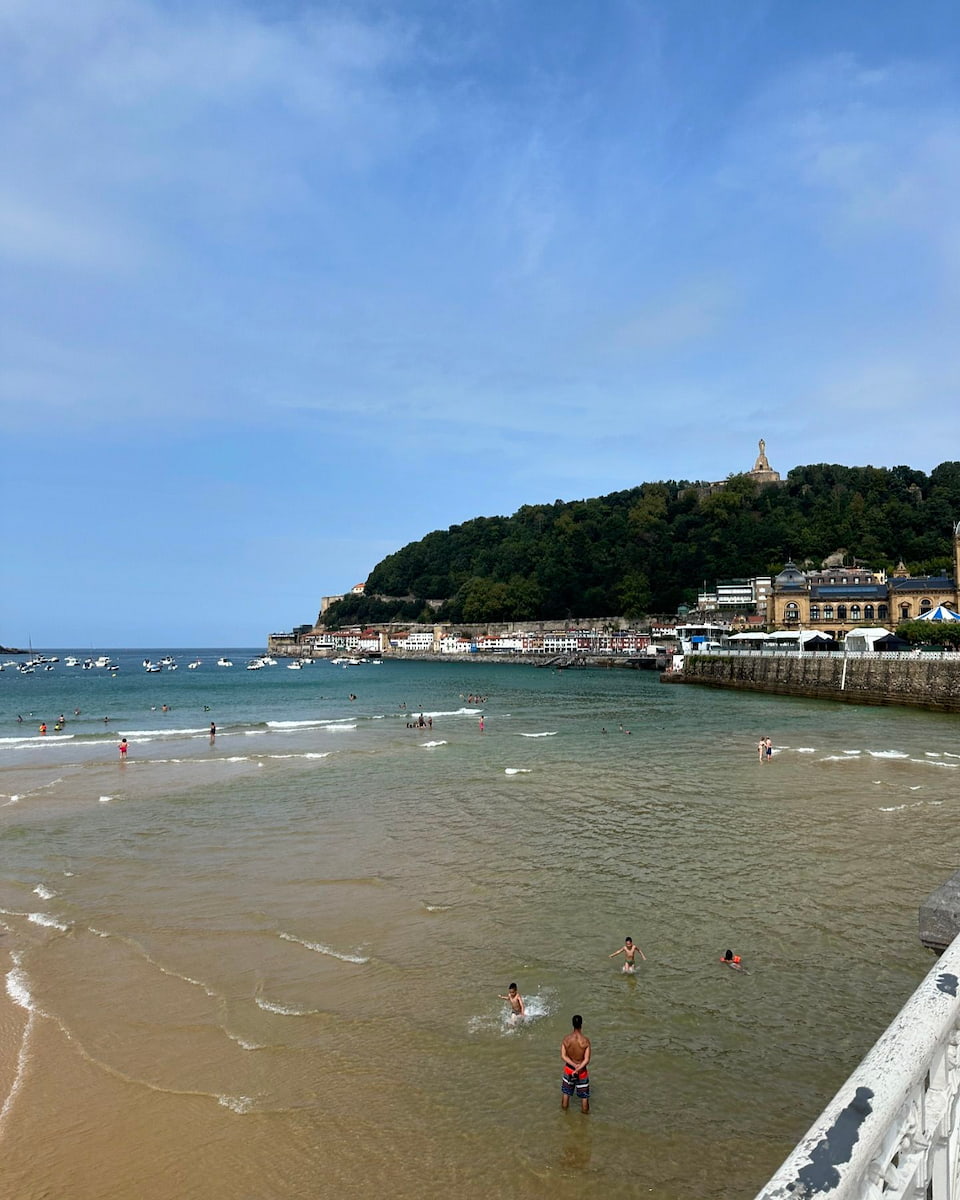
[{"left": 1, "top": 649, "right": 958, "bottom": 1199}]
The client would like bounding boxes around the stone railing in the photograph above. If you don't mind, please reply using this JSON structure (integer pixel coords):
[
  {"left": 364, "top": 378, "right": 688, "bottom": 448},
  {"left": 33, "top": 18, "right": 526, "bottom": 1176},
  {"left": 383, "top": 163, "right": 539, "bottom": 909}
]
[
  {"left": 757, "top": 932, "right": 960, "bottom": 1199},
  {"left": 695, "top": 648, "right": 956, "bottom": 661}
]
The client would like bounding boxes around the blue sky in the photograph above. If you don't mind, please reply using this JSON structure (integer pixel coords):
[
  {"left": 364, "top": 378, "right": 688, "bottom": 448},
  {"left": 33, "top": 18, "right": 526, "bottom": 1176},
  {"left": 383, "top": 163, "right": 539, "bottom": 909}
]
[{"left": 4, "top": 0, "right": 960, "bottom": 645}]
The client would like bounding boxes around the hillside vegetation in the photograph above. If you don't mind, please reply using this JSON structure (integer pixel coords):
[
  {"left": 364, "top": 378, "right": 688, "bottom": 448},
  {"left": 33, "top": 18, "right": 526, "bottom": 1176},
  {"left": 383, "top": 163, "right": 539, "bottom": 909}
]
[{"left": 320, "top": 462, "right": 960, "bottom": 627}]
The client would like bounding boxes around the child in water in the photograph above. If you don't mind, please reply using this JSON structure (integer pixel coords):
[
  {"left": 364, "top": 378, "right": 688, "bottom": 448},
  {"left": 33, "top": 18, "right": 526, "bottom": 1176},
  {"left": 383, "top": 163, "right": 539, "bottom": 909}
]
[
  {"left": 498, "top": 983, "right": 525, "bottom": 1017},
  {"left": 720, "top": 950, "right": 743, "bottom": 970}
]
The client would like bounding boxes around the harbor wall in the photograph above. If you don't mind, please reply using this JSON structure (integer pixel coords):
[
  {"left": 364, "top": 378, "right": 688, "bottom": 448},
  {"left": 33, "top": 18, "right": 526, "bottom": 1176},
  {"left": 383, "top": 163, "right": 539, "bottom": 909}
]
[{"left": 672, "top": 654, "right": 960, "bottom": 713}]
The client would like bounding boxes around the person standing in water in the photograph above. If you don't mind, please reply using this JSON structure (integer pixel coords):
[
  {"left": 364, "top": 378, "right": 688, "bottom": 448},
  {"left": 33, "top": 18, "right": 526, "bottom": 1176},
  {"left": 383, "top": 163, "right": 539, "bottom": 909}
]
[
  {"left": 609, "top": 936, "right": 645, "bottom": 973},
  {"left": 209, "top": 721, "right": 216, "bottom": 741},
  {"left": 560, "top": 1015, "right": 591, "bottom": 1113},
  {"left": 498, "top": 983, "right": 525, "bottom": 1017},
  {"left": 118, "top": 738, "right": 128, "bottom": 758}
]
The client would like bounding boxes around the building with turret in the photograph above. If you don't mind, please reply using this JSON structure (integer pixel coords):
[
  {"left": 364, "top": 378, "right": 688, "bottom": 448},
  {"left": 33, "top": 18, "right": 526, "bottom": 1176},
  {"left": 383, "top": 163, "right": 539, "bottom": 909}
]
[{"left": 768, "top": 523, "right": 960, "bottom": 637}]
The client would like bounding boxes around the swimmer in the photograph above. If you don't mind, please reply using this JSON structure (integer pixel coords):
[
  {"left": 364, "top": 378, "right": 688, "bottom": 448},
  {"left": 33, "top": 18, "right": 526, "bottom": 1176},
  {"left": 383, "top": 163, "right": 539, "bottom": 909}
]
[
  {"left": 498, "top": 983, "right": 525, "bottom": 1017},
  {"left": 720, "top": 949, "right": 743, "bottom": 971},
  {"left": 609, "top": 936, "right": 645, "bottom": 972}
]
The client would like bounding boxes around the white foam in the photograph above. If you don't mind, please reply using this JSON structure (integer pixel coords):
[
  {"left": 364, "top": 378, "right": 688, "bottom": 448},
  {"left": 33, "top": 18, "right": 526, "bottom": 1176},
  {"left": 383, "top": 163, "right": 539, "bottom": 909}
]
[
  {"left": 422, "top": 903, "right": 451, "bottom": 912},
  {"left": 4, "top": 954, "right": 34, "bottom": 1011},
  {"left": 1, "top": 796, "right": 19, "bottom": 807},
  {"left": 820, "top": 755, "right": 858, "bottom": 762},
  {"left": 32, "top": 885, "right": 56, "bottom": 900},
  {"left": 795, "top": 748, "right": 816, "bottom": 753},
  {"left": 263, "top": 752, "right": 331, "bottom": 761},
  {"left": 225, "top": 757, "right": 249, "bottom": 763},
  {"left": 254, "top": 996, "right": 316, "bottom": 1017},
  {"left": 224, "top": 1031, "right": 265, "bottom": 1051},
  {"left": 2, "top": 734, "right": 73, "bottom": 745},
  {"left": 278, "top": 932, "right": 368, "bottom": 963},
  {"left": 27, "top": 912, "right": 69, "bottom": 931},
  {"left": 324, "top": 724, "right": 356, "bottom": 732},
  {"left": 120, "top": 727, "right": 208, "bottom": 738},
  {"left": 880, "top": 805, "right": 909, "bottom": 812},
  {"left": 266, "top": 719, "right": 347, "bottom": 729},
  {"left": 99, "top": 796, "right": 112, "bottom": 803},
  {"left": 218, "top": 1094, "right": 255, "bottom": 1113},
  {"left": 867, "top": 750, "right": 910, "bottom": 759},
  {"left": 946, "top": 753, "right": 960, "bottom": 760},
  {"left": 421, "top": 740, "right": 447, "bottom": 748},
  {"left": 519, "top": 732, "right": 557, "bottom": 738},
  {"left": 505, "top": 768, "right": 532, "bottom": 775},
  {"left": 843, "top": 750, "right": 862, "bottom": 755},
  {"left": 911, "top": 759, "right": 957, "bottom": 769},
  {"left": 925, "top": 752, "right": 942, "bottom": 758},
  {"left": 909, "top": 786, "right": 923, "bottom": 791}
]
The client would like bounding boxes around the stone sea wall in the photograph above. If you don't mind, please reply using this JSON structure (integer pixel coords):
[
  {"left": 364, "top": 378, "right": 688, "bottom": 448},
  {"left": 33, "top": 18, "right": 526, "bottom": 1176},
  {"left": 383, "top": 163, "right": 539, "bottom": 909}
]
[{"left": 672, "top": 654, "right": 960, "bottom": 713}]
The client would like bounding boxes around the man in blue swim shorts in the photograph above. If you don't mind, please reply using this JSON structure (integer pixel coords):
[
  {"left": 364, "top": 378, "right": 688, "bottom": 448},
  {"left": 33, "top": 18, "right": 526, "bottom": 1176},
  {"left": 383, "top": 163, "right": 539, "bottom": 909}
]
[{"left": 560, "top": 1014, "right": 591, "bottom": 1113}]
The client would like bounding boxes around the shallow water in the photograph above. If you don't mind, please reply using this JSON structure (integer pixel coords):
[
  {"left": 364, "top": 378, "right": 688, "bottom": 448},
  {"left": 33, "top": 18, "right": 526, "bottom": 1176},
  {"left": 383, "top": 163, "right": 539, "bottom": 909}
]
[{"left": 1, "top": 651, "right": 957, "bottom": 1198}]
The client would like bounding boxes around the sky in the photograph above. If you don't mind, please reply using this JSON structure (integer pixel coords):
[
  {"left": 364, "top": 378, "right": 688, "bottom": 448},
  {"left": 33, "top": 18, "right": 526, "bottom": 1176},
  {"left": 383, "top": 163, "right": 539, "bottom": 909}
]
[{"left": 4, "top": 0, "right": 960, "bottom": 645}]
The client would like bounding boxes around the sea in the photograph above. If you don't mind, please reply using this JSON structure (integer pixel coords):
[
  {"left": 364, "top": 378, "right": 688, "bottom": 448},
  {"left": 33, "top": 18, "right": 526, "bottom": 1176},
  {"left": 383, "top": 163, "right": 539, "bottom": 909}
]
[{"left": 1, "top": 648, "right": 958, "bottom": 1199}]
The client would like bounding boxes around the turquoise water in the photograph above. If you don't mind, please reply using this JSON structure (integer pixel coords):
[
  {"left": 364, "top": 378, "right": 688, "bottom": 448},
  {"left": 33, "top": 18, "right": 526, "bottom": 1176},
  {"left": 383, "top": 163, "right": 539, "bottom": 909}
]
[{"left": 1, "top": 651, "right": 957, "bottom": 1198}]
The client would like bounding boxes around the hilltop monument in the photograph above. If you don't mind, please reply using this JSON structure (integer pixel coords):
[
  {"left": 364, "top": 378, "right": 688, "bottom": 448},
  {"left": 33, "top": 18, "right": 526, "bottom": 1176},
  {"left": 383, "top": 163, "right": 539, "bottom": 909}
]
[{"left": 746, "top": 438, "right": 781, "bottom": 486}]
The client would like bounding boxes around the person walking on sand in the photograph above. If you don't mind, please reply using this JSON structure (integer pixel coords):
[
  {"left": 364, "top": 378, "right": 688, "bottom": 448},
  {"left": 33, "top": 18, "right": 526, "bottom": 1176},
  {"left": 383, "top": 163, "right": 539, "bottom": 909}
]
[
  {"left": 561, "top": 1015, "right": 591, "bottom": 1113},
  {"left": 118, "top": 738, "right": 128, "bottom": 758},
  {"left": 609, "top": 936, "right": 645, "bottom": 973},
  {"left": 498, "top": 983, "right": 525, "bottom": 1017}
]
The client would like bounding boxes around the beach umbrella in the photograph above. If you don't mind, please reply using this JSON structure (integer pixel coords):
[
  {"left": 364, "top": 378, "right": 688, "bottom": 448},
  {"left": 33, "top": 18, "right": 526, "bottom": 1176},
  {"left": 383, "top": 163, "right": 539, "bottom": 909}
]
[{"left": 916, "top": 605, "right": 960, "bottom": 622}]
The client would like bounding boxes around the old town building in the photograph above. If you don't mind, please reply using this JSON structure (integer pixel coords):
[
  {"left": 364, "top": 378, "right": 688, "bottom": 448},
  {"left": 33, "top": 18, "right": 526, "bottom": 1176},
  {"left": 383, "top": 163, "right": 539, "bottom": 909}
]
[{"left": 769, "top": 523, "right": 960, "bottom": 637}]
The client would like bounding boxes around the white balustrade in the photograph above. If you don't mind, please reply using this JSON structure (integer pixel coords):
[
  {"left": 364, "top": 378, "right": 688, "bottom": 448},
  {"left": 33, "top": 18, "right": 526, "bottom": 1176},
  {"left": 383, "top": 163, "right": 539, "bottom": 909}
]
[{"left": 757, "top": 932, "right": 960, "bottom": 1199}]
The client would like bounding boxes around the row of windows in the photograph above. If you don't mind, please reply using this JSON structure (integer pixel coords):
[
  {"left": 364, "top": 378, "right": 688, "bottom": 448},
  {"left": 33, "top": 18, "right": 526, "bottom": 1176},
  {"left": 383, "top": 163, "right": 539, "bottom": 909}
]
[
  {"left": 783, "top": 603, "right": 890, "bottom": 621},
  {"left": 784, "top": 599, "right": 939, "bottom": 622}
]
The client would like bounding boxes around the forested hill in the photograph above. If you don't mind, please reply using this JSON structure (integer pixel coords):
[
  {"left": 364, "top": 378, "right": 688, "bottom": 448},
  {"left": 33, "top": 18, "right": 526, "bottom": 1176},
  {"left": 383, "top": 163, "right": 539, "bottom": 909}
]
[{"left": 320, "top": 462, "right": 960, "bottom": 627}]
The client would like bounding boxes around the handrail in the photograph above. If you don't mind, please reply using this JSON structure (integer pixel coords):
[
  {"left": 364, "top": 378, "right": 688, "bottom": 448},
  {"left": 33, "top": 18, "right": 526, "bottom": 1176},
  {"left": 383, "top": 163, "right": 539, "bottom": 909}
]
[
  {"left": 757, "top": 932, "right": 960, "bottom": 1199},
  {"left": 690, "top": 649, "right": 957, "bottom": 661}
]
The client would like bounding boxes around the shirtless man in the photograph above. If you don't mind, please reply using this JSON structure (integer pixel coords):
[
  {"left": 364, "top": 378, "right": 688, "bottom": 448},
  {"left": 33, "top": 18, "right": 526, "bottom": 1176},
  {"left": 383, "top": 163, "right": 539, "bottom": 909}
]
[
  {"left": 609, "top": 936, "right": 645, "bottom": 973},
  {"left": 498, "top": 983, "right": 525, "bottom": 1017},
  {"left": 560, "top": 1015, "right": 591, "bottom": 1113}
]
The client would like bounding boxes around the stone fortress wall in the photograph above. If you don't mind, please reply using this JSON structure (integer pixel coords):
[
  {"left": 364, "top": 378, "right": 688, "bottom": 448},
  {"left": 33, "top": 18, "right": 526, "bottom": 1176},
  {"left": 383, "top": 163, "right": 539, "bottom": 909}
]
[{"left": 675, "top": 653, "right": 960, "bottom": 713}]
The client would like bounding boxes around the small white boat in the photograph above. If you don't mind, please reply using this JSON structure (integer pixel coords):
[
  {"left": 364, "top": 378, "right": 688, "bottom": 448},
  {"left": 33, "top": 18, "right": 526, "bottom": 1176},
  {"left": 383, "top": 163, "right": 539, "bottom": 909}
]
[
  {"left": 287, "top": 661, "right": 303, "bottom": 669},
  {"left": 144, "top": 662, "right": 162, "bottom": 672},
  {"left": 260, "top": 656, "right": 277, "bottom": 666},
  {"left": 217, "top": 657, "right": 233, "bottom": 667},
  {"left": 66, "top": 657, "right": 79, "bottom": 667},
  {"left": 188, "top": 660, "right": 201, "bottom": 669},
  {"left": 246, "top": 660, "right": 263, "bottom": 670},
  {"left": 159, "top": 656, "right": 176, "bottom": 667}
]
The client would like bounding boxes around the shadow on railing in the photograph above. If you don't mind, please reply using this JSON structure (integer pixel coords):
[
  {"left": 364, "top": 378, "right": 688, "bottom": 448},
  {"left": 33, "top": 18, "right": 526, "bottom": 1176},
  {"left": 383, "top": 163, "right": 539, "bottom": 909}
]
[{"left": 756, "top": 932, "right": 960, "bottom": 1199}]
